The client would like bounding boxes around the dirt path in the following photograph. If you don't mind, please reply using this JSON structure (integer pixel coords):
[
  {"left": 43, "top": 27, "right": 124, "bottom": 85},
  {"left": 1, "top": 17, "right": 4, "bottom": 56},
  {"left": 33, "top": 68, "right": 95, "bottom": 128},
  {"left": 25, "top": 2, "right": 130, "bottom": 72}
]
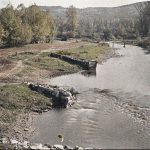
[{"left": 0, "top": 60, "right": 23, "bottom": 79}]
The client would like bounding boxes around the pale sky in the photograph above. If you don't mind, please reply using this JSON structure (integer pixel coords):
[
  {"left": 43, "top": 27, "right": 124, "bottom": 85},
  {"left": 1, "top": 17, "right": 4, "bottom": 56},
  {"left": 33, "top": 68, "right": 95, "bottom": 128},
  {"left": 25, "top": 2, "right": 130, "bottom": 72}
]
[{"left": 0, "top": 0, "right": 149, "bottom": 8}]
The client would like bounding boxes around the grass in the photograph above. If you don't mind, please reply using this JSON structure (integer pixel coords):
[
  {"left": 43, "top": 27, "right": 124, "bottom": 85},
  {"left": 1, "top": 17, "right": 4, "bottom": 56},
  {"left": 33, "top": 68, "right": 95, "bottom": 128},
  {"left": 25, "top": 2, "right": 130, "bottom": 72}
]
[
  {"left": 8, "top": 49, "right": 80, "bottom": 75},
  {"left": 16, "top": 65, "right": 35, "bottom": 77},
  {"left": 0, "top": 58, "right": 14, "bottom": 72},
  {"left": 55, "top": 44, "right": 110, "bottom": 61},
  {"left": 8, "top": 51, "right": 38, "bottom": 61},
  {"left": 0, "top": 84, "right": 52, "bottom": 123},
  {"left": 6, "top": 43, "right": 110, "bottom": 79},
  {"left": 0, "top": 58, "right": 12, "bottom": 65},
  {"left": 24, "top": 53, "right": 80, "bottom": 72}
]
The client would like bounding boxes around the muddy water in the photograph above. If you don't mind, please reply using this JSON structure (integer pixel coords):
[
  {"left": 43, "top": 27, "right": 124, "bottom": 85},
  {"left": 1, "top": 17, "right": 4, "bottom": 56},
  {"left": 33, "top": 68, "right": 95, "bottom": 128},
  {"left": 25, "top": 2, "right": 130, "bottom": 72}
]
[{"left": 31, "top": 44, "right": 150, "bottom": 149}]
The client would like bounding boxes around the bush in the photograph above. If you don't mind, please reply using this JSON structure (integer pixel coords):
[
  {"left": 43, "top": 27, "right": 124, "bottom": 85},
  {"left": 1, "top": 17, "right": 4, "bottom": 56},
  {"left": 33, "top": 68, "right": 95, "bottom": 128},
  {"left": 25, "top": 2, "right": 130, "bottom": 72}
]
[
  {"left": 138, "top": 37, "right": 150, "bottom": 48},
  {"left": 61, "top": 35, "right": 68, "bottom": 41}
]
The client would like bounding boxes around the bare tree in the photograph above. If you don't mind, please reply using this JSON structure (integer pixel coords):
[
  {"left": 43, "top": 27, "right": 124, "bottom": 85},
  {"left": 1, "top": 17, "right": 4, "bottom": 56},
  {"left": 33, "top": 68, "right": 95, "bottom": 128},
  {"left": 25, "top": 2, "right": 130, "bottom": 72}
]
[{"left": 135, "top": 2, "right": 150, "bottom": 36}]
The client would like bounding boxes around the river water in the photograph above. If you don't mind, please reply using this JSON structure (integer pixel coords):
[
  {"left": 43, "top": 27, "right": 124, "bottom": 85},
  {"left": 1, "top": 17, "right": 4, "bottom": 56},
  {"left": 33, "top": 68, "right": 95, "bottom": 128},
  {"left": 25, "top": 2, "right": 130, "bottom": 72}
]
[{"left": 31, "top": 44, "right": 150, "bottom": 149}]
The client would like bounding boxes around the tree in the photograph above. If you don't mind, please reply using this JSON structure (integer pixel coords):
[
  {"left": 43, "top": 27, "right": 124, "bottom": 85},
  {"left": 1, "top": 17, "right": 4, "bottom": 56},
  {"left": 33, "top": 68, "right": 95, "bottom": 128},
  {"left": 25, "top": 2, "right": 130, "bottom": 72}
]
[
  {"left": 0, "top": 5, "right": 32, "bottom": 46},
  {"left": 66, "top": 5, "right": 77, "bottom": 37},
  {"left": 55, "top": 17, "right": 65, "bottom": 35},
  {"left": 0, "top": 4, "right": 55, "bottom": 46},
  {"left": 103, "top": 28, "right": 112, "bottom": 41},
  {"left": 135, "top": 2, "right": 150, "bottom": 36},
  {"left": 142, "top": 2, "right": 150, "bottom": 36},
  {"left": 22, "top": 5, "right": 55, "bottom": 43}
]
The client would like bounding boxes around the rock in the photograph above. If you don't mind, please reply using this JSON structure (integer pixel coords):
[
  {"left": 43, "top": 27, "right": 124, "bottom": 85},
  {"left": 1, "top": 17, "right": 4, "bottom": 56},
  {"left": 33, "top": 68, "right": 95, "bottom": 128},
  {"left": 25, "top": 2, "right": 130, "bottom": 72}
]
[
  {"left": 24, "top": 128, "right": 29, "bottom": 131},
  {"left": 22, "top": 141, "right": 29, "bottom": 149},
  {"left": 53, "top": 144, "right": 64, "bottom": 150},
  {"left": 29, "top": 143, "right": 43, "bottom": 149},
  {"left": 41, "top": 146, "right": 50, "bottom": 150},
  {"left": 32, "top": 108, "right": 43, "bottom": 114},
  {"left": 74, "top": 146, "right": 79, "bottom": 150},
  {"left": 84, "top": 147, "right": 94, "bottom": 150},
  {"left": 69, "top": 88, "right": 79, "bottom": 95},
  {"left": 78, "top": 147, "right": 84, "bottom": 150},
  {"left": 64, "top": 145, "right": 73, "bottom": 150},
  {"left": 74, "top": 146, "right": 84, "bottom": 150},
  {"left": 0, "top": 138, "right": 96, "bottom": 150},
  {"left": 0, "top": 138, "right": 9, "bottom": 144},
  {"left": 43, "top": 109, "right": 49, "bottom": 112},
  {"left": 10, "top": 139, "right": 18, "bottom": 145},
  {"left": 44, "top": 143, "right": 52, "bottom": 148}
]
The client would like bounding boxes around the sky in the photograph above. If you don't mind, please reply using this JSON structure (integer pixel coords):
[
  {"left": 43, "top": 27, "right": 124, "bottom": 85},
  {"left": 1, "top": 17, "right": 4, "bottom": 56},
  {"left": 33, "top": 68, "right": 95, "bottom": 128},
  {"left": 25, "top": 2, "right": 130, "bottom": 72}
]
[{"left": 0, "top": 0, "right": 149, "bottom": 8}]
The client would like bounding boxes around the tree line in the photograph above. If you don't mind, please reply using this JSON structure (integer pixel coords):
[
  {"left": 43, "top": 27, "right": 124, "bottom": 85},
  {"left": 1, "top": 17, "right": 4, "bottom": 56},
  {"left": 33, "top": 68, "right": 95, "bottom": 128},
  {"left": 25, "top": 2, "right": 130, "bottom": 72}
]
[
  {"left": 0, "top": 4, "right": 55, "bottom": 46},
  {"left": 56, "top": 2, "right": 150, "bottom": 41},
  {"left": 0, "top": 2, "right": 149, "bottom": 47}
]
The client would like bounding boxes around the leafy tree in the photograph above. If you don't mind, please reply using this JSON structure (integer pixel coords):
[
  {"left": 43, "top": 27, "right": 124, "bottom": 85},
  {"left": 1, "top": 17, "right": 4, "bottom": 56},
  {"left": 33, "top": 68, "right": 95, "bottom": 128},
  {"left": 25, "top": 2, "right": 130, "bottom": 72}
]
[
  {"left": 0, "top": 5, "right": 32, "bottom": 46},
  {"left": 0, "top": 4, "right": 55, "bottom": 46},
  {"left": 22, "top": 5, "right": 55, "bottom": 42}
]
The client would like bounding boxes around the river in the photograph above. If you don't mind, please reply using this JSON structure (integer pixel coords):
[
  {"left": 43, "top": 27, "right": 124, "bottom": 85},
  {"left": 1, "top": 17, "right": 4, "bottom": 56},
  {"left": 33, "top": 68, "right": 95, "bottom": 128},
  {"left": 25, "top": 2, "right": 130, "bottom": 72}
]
[{"left": 30, "top": 43, "right": 150, "bottom": 149}]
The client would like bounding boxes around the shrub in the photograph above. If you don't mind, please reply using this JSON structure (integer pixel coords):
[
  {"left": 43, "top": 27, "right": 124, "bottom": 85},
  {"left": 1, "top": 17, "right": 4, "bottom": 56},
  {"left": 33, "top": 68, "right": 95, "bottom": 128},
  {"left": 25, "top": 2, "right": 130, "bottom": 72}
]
[{"left": 138, "top": 37, "right": 150, "bottom": 48}]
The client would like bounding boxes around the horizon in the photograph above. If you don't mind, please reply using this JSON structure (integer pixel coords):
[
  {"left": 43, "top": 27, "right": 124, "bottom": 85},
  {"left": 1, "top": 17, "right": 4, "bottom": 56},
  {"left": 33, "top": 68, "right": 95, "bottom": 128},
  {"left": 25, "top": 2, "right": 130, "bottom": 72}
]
[{"left": 0, "top": 0, "right": 149, "bottom": 9}]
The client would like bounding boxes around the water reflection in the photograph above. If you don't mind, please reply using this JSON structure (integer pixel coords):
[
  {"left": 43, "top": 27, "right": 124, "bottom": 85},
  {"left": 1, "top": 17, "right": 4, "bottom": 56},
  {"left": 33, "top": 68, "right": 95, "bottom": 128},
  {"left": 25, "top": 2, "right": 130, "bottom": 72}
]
[{"left": 81, "top": 70, "right": 96, "bottom": 77}]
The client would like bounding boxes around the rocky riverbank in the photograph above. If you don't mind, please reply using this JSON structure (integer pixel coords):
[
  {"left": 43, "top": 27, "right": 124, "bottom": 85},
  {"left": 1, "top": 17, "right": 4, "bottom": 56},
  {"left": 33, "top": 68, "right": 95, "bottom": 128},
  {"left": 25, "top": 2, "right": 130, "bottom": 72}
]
[
  {"left": 0, "top": 138, "right": 98, "bottom": 150},
  {"left": 28, "top": 83, "right": 78, "bottom": 108}
]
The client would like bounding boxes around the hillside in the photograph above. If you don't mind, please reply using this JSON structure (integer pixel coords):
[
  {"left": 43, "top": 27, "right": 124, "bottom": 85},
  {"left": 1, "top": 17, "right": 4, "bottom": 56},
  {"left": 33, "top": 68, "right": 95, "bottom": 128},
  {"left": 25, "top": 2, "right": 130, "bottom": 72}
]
[{"left": 39, "top": 2, "right": 147, "bottom": 21}]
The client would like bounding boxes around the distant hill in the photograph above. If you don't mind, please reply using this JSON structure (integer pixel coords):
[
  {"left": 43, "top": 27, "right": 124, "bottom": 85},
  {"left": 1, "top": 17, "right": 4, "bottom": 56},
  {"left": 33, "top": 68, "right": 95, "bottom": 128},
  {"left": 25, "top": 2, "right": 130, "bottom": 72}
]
[{"left": 39, "top": 2, "right": 148, "bottom": 21}]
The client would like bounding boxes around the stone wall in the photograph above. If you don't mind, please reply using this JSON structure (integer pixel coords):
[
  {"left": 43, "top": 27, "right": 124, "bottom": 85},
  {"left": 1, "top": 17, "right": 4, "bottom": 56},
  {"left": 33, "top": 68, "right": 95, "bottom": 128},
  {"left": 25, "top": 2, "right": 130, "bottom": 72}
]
[
  {"left": 49, "top": 53, "right": 97, "bottom": 70},
  {"left": 28, "top": 83, "right": 78, "bottom": 108}
]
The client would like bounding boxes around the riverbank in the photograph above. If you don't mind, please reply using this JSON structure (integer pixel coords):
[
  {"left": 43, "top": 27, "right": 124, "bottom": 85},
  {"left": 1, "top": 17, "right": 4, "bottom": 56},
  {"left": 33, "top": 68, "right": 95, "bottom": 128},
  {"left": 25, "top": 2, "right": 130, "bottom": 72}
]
[
  {"left": 137, "top": 37, "right": 150, "bottom": 54},
  {"left": 0, "top": 40, "right": 115, "bottom": 143}
]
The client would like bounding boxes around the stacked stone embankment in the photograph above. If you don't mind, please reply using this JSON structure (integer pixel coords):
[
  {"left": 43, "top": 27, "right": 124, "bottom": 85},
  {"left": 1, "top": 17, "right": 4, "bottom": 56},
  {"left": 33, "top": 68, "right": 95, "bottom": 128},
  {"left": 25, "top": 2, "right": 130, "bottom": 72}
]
[
  {"left": 49, "top": 53, "right": 97, "bottom": 70},
  {"left": 28, "top": 83, "right": 78, "bottom": 108}
]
